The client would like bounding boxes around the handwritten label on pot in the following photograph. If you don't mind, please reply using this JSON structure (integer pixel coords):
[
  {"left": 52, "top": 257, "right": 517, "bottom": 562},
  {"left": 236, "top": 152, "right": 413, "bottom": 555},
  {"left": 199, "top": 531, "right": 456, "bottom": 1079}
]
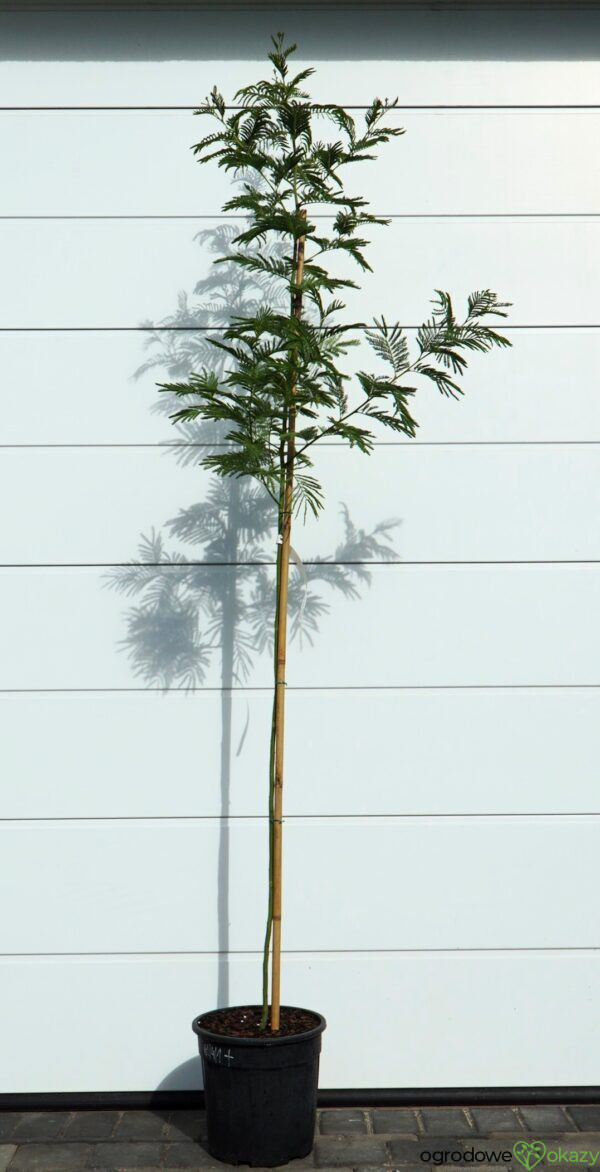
[{"left": 203, "top": 1043, "right": 234, "bottom": 1065}]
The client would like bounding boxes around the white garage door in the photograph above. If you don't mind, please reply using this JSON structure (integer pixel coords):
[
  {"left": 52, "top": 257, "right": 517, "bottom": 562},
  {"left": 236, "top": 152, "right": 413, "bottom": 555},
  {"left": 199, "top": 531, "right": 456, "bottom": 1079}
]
[{"left": 1, "top": 0, "right": 600, "bottom": 1093}]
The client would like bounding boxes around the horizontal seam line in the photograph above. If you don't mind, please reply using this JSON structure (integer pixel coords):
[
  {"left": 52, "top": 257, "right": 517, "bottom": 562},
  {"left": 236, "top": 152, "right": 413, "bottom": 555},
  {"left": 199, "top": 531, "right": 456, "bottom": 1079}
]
[
  {"left": 2, "top": 105, "right": 600, "bottom": 111},
  {"left": 0, "top": 947, "right": 597, "bottom": 957},
  {"left": 0, "top": 324, "right": 592, "bottom": 332},
  {"left": 2, "top": 813, "right": 599, "bottom": 821},
  {"left": 5, "top": 440, "right": 600, "bottom": 448},
  {"left": 1, "top": 684, "right": 600, "bottom": 693},
  {"left": 1, "top": 212, "right": 598, "bottom": 220},
  {"left": 3, "top": 560, "right": 600, "bottom": 568}
]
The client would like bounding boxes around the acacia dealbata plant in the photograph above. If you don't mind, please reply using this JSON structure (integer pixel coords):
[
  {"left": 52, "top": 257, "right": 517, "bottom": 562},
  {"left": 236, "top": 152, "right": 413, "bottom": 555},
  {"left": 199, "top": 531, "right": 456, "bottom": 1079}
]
[{"left": 161, "top": 34, "right": 511, "bottom": 1033}]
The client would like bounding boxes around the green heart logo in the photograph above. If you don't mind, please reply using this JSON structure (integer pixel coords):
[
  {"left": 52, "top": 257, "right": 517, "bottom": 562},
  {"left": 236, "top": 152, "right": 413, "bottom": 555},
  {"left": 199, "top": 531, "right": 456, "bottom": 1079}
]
[{"left": 513, "top": 1141, "right": 546, "bottom": 1170}]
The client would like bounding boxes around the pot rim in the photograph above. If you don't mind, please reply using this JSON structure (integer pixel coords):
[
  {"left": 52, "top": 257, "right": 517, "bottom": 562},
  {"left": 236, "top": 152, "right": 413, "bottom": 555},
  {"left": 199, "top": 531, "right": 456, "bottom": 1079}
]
[{"left": 192, "top": 1004, "right": 326, "bottom": 1047}]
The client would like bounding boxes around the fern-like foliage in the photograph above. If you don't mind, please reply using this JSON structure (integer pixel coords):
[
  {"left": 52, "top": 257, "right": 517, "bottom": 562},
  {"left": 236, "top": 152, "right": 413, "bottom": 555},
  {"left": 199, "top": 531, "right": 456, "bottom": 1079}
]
[{"left": 160, "top": 33, "right": 511, "bottom": 518}]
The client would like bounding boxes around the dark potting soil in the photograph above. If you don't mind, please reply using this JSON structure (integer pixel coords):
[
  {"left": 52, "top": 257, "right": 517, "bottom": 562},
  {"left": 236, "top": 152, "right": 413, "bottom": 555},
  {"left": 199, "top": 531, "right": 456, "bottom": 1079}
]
[{"left": 198, "top": 1005, "right": 321, "bottom": 1039}]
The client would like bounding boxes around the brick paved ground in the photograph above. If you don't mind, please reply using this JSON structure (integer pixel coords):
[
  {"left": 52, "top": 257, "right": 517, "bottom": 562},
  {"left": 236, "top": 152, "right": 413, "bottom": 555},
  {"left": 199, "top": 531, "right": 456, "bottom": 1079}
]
[{"left": 0, "top": 1104, "right": 599, "bottom": 1171}]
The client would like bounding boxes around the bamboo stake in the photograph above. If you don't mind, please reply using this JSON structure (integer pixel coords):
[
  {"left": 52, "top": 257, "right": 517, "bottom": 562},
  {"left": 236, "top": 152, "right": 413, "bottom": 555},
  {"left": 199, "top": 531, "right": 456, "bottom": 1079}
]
[{"left": 270, "top": 209, "right": 306, "bottom": 1032}]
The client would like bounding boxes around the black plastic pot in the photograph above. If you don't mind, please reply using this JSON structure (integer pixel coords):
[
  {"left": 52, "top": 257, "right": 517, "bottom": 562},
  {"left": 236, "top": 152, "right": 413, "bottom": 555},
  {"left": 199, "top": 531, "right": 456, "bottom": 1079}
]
[{"left": 192, "top": 1005, "right": 326, "bottom": 1167}]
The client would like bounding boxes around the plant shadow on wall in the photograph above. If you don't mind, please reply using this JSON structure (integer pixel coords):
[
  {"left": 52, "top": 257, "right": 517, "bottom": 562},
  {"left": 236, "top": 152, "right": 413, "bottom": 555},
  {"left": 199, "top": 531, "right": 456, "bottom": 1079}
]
[{"left": 105, "top": 222, "right": 399, "bottom": 1066}]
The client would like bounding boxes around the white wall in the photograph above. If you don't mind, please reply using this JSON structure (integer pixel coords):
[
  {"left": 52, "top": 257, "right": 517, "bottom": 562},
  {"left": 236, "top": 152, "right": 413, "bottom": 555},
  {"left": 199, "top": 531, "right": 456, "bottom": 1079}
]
[{"left": 1, "top": 1, "right": 600, "bottom": 1093}]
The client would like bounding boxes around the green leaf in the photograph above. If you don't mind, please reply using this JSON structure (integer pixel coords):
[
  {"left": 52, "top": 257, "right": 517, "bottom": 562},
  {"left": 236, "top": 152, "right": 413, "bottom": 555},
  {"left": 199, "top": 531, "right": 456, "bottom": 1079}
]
[{"left": 166, "top": 36, "right": 510, "bottom": 539}]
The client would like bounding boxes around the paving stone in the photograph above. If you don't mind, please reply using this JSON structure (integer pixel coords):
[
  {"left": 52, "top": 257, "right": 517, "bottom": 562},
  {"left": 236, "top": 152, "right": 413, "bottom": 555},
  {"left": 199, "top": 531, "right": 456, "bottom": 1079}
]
[
  {"left": 567, "top": 1107, "right": 600, "bottom": 1131},
  {"left": 274, "top": 1155, "right": 316, "bottom": 1169},
  {"left": 371, "top": 1109, "right": 420, "bottom": 1135},
  {"left": 9, "top": 1142, "right": 92, "bottom": 1170},
  {"left": 0, "top": 1119, "right": 21, "bottom": 1143},
  {"left": 62, "top": 1111, "right": 120, "bottom": 1140},
  {"left": 470, "top": 1108, "right": 524, "bottom": 1134},
  {"left": 88, "top": 1142, "right": 165, "bottom": 1168},
  {"left": 166, "top": 1112, "right": 208, "bottom": 1143},
  {"left": 314, "top": 1137, "right": 387, "bottom": 1167},
  {"left": 388, "top": 1137, "right": 467, "bottom": 1164},
  {"left": 12, "top": 1115, "right": 72, "bottom": 1142},
  {"left": 420, "top": 1110, "right": 474, "bottom": 1136},
  {"left": 541, "top": 1138, "right": 600, "bottom": 1157},
  {"left": 163, "top": 1143, "right": 225, "bottom": 1167},
  {"left": 519, "top": 1107, "right": 571, "bottom": 1134},
  {"left": 113, "top": 1112, "right": 168, "bottom": 1140},
  {"left": 320, "top": 1112, "right": 367, "bottom": 1136},
  {"left": 5, "top": 1104, "right": 595, "bottom": 1172}
]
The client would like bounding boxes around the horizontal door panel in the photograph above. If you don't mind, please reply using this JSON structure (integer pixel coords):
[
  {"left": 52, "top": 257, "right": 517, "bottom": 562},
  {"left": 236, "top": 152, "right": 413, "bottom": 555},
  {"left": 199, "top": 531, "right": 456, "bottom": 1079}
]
[
  {"left": 3, "top": 329, "right": 600, "bottom": 447},
  {"left": 0, "top": 949, "right": 598, "bottom": 1091},
  {"left": 3, "top": 8, "right": 600, "bottom": 106},
  {"left": 3, "top": 687, "right": 600, "bottom": 819},
  {"left": 0, "top": 565, "right": 598, "bottom": 689},
  {"left": 2, "top": 110, "right": 597, "bottom": 216},
  {"left": 2, "top": 443, "right": 600, "bottom": 564},
  {"left": 1, "top": 816, "right": 598, "bottom": 952},
  {"left": 1, "top": 218, "right": 597, "bottom": 327}
]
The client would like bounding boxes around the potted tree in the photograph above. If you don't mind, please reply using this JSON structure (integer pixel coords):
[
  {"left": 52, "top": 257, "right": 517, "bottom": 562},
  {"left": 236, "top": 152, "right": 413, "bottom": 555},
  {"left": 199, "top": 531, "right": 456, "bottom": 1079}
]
[{"left": 164, "top": 34, "right": 511, "bottom": 1167}]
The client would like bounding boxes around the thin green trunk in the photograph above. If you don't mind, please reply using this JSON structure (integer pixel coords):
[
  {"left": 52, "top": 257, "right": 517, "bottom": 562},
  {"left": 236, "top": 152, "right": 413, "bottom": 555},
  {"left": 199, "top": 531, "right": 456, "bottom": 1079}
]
[{"left": 260, "top": 485, "right": 285, "bottom": 1030}]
